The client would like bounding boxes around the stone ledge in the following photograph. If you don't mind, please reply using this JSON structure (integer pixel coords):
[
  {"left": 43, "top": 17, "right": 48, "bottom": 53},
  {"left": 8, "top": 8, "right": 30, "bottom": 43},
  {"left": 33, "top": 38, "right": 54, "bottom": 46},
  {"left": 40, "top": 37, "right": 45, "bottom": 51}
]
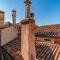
[{"left": 21, "top": 18, "right": 35, "bottom": 24}]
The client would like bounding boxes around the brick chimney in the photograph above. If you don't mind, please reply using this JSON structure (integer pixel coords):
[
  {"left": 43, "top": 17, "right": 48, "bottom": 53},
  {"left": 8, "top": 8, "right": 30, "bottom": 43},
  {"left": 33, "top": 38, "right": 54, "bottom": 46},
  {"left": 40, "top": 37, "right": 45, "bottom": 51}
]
[
  {"left": 0, "top": 11, "right": 4, "bottom": 28},
  {"left": 21, "top": 0, "right": 36, "bottom": 60},
  {"left": 21, "top": 18, "right": 36, "bottom": 60},
  {"left": 24, "top": 0, "right": 32, "bottom": 18},
  {"left": 12, "top": 10, "right": 16, "bottom": 28}
]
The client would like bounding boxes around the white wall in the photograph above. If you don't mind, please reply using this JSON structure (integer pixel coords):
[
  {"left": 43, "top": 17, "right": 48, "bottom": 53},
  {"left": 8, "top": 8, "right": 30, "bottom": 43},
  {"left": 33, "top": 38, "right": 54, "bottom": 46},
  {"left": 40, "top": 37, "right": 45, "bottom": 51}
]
[{"left": 1, "top": 26, "right": 18, "bottom": 46}]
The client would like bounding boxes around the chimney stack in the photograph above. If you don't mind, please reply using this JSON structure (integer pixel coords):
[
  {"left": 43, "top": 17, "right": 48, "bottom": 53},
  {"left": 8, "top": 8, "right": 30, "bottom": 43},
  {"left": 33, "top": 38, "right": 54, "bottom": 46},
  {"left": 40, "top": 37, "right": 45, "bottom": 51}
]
[
  {"left": 0, "top": 11, "right": 4, "bottom": 28},
  {"left": 24, "top": 0, "right": 32, "bottom": 18},
  {"left": 21, "top": 1, "right": 36, "bottom": 60},
  {"left": 12, "top": 10, "right": 16, "bottom": 28}
]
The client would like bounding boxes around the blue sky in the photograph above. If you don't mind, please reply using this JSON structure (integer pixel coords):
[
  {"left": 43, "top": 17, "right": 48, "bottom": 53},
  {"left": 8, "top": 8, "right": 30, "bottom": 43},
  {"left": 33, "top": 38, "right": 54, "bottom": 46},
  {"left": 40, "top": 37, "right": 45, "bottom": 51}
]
[{"left": 0, "top": 0, "right": 60, "bottom": 26}]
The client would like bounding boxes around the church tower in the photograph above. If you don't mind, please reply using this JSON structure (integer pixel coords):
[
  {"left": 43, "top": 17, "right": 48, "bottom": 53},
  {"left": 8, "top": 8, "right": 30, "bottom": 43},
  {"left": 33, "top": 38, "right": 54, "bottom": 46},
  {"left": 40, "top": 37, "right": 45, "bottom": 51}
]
[
  {"left": 0, "top": 11, "right": 4, "bottom": 28},
  {"left": 21, "top": 0, "right": 36, "bottom": 60}
]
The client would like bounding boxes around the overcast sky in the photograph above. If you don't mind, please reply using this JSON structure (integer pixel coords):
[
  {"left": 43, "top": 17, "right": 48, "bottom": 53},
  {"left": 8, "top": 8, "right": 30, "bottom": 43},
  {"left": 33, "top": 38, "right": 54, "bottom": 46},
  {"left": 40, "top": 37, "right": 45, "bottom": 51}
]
[{"left": 0, "top": 0, "right": 60, "bottom": 26}]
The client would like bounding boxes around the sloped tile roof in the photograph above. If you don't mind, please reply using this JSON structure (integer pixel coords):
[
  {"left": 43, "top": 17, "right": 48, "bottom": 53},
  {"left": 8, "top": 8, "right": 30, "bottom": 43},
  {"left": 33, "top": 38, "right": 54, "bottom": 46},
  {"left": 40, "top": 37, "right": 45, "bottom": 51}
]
[
  {"left": 36, "top": 42, "right": 60, "bottom": 60},
  {"left": 2, "top": 24, "right": 60, "bottom": 60},
  {"left": 35, "top": 24, "right": 60, "bottom": 38},
  {"left": 0, "top": 47, "right": 15, "bottom": 60},
  {"left": 3, "top": 38, "right": 21, "bottom": 59}
]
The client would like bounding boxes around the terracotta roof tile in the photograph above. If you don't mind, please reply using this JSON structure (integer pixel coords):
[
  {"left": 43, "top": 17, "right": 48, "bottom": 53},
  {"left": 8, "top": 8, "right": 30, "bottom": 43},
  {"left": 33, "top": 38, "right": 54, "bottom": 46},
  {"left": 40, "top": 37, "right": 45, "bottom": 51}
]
[
  {"left": 35, "top": 24, "right": 60, "bottom": 37},
  {"left": 3, "top": 38, "right": 21, "bottom": 59}
]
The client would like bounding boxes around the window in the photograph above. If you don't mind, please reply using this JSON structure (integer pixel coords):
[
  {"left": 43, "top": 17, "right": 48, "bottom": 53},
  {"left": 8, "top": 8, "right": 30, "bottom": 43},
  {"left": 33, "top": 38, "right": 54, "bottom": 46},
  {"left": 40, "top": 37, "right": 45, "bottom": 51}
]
[{"left": 44, "top": 39, "right": 51, "bottom": 41}]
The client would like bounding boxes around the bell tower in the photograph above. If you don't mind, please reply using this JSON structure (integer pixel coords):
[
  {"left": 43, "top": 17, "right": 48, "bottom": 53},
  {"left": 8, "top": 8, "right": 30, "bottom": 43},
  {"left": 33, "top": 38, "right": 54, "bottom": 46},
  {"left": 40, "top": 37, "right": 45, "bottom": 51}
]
[{"left": 21, "top": 0, "right": 36, "bottom": 60}]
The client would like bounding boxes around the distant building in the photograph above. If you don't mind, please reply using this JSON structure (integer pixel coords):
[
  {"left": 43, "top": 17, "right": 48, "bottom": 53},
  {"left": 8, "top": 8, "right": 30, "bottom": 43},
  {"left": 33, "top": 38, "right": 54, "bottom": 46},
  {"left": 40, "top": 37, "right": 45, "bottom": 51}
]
[{"left": 35, "top": 24, "right": 60, "bottom": 43}]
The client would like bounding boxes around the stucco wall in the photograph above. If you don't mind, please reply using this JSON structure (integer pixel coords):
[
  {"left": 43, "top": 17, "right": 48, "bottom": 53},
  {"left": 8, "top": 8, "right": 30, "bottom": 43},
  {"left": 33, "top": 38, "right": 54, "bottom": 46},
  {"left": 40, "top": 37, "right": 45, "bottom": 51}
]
[
  {"left": 1, "top": 26, "right": 18, "bottom": 46},
  {"left": 35, "top": 37, "right": 44, "bottom": 41}
]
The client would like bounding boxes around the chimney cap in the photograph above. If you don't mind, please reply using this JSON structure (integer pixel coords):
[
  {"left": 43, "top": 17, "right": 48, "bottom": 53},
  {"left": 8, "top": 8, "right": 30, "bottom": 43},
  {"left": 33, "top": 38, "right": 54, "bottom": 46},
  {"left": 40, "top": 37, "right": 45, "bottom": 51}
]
[
  {"left": 12, "top": 10, "right": 16, "bottom": 12},
  {"left": 30, "top": 13, "right": 34, "bottom": 17},
  {"left": 0, "top": 11, "right": 4, "bottom": 13}
]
